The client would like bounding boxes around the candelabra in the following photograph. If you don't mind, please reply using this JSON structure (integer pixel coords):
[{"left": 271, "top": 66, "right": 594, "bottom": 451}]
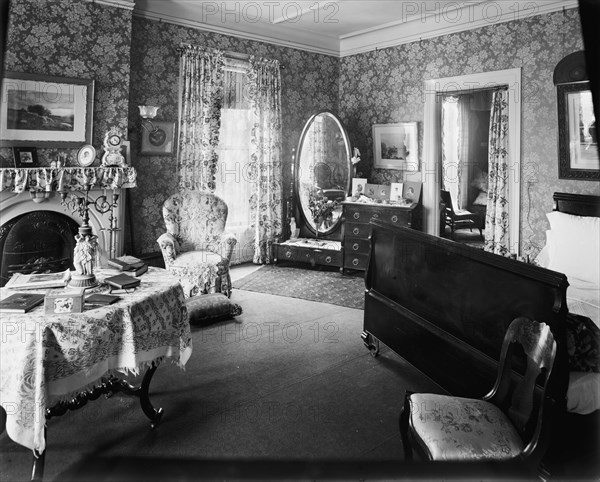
[{"left": 60, "top": 186, "right": 120, "bottom": 288}]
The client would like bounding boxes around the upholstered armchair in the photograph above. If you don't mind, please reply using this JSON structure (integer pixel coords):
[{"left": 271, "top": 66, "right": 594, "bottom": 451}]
[{"left": 157, "top": 191, "right": 237, "bottom": 298}]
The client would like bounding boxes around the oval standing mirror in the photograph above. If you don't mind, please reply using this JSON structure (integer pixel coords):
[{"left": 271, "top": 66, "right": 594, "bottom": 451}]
[{"left": 295, "top": 112, "right": 352, "bottom": 236}]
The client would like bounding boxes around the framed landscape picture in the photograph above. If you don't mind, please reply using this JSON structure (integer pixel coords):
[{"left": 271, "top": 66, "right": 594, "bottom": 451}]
[
  {"left": 0, "top": 72, "right": 94, "bottom": 147},
  {"left": 372, "top": 122, "right": 418, "bottom": 171},
  {"left": 140, "top": 121, "right": 176, "bottom": 156}
]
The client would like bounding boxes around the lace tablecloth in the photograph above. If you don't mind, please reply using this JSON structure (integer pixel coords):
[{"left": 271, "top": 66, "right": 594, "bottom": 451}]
[{"left": 0, "top": 267, "right": 192, "bottom": 454}]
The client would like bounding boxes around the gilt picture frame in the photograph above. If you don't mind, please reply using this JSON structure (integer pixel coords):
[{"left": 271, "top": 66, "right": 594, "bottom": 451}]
[
  {"left": 557, "top": 81, "right": 599, "bottom": 180},
  {"left": 140, "top": 121, "right": 176, "bottom": 156},
  {"left": 372, "top": 122, "right": 418, "bottom": 171},
  {"left": 0, "top": 72, "right": 94, "bottom": 147}
]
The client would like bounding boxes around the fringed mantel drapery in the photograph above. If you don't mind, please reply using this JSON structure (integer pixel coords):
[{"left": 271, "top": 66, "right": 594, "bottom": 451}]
[
  {"left": 177, "top": 45, "right": 225, "bottom": 192},
  {"left": 485, "top": 87, "right": 510, "bottom": 255},
  {"left": 247, "top": 56, "right": 283, "bottom": 264}
]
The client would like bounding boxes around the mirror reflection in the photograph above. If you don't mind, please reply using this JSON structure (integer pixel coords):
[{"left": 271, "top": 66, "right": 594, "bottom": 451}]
[{"left": 296, "top": 112, "right": 351, "bottom": 235}]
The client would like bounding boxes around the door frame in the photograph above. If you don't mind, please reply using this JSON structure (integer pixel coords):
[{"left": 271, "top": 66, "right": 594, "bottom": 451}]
[{"left": 422, "top": 68, "right": 522, "bottom": 254}]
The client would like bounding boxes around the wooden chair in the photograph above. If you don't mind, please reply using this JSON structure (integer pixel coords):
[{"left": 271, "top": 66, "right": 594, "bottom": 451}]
[
  {"left": 440, "top": 189, "right": 482, "bottom": 240},
  {"left": 399, "top": 317, "right": 557, "bottom": 471}
]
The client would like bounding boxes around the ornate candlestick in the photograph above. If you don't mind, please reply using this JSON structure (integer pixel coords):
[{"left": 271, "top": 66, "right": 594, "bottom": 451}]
[{"left": 60, "top": 186, "right": 120, "bottom": 288}]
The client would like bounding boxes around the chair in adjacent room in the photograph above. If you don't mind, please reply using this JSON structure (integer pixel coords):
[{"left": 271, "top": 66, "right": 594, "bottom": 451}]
[
  {"left": 440, "top": 189, "right": 483, "bottom": 240},
  {"left": 399, "top": 317, "right": 557, "bottom": 472},
  {"left": 157, "top": 190, "right": 237, "bottom": 298}
]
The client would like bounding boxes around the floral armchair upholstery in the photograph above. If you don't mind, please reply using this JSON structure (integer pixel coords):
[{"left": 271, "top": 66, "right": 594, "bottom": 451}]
[{"left": 157, "top": 191, "right": 237, "bottom": 298}]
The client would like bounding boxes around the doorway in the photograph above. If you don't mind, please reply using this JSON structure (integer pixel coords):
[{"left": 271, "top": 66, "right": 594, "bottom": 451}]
[
  {"left": 439, "top": 89, "right": 492, "bottom": 249},
  {"left": 422, "top": 69, "right": 522, "bottom": 255}
]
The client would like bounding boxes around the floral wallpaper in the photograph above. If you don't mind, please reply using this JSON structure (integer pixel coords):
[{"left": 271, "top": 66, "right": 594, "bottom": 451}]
[
  {"left": 128, "top": 16, "right": 339, "bottom": 255},
  {"left": 339, "top": 8, "right": 600, "bottom": 256},
  {"left": 1, "top": 0, "right": 133, "bottom": 168}
]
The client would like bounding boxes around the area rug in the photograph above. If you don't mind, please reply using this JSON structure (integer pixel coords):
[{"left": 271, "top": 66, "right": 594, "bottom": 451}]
[{"left": 233, "top": 265, "right": 365, "bottom": 309}]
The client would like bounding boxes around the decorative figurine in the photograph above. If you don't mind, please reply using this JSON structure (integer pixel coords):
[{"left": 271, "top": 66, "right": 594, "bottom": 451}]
[{"left": 69, "top": 224, "right": 99, "bottom": 288}]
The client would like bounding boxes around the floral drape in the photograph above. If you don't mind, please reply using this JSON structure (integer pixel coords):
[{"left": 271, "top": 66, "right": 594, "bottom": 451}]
[
  {"left": 178, "top": 46, "right": 224, "bottom": 192},
  {"left": 247, "top": 57, "right": 283, "bottom": 264},
  {"left": 484, "top": 88, "right": 510, "bottom": 255}
]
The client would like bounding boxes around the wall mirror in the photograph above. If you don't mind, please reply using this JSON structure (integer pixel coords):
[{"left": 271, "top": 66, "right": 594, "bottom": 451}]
[
  {"left": 557, "top": 81, "right": 599, "bottom": 180},
  {"left": 295, "top": 112, "right": 351, "bottom": 236}
]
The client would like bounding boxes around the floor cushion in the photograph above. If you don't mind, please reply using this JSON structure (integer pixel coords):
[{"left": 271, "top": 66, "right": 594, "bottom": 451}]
[{"left": 186, "top": 293, "right": 242, "bottom": 325}]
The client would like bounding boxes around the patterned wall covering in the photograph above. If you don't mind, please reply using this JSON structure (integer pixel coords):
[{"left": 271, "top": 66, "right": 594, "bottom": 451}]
[
  {"left": 339, "top": 8, "right": 600, "bottom": 255},
  {"left": 128, "top": 17, "right": 339, "bottom": 255},
  {"left": 0, "top": 0, "right": 133, "bottom": 168}
]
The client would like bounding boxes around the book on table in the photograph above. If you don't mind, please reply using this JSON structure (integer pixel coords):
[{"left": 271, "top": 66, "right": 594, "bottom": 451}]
[
  {"left": 85, "top": 293, "right": 121, "bottom": 305},
  {"left": 107, "top": 255, "right": 148, "bottom": 276},
  {"left": 104, "top": 273, "right": 141, "bottom": 290},
  {"left": 0, "top": 292, "right": 45, "bottom": 313}
]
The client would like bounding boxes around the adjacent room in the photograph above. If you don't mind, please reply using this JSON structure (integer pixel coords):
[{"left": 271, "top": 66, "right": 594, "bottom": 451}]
[{"left": 1, "top": 0, "right": 599, "bottom": 481}]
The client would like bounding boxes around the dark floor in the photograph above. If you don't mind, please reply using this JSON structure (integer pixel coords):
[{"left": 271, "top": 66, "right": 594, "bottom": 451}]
[{"left": 440, "top": 226, "right": 485, "bottom": 249}]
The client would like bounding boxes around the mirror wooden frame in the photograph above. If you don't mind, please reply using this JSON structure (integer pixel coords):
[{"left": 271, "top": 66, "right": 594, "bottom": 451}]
[
  {"left": 557, "top": 81, "right": 599, "bottom": 180},
  {"left": 294, "top": 112, "right": 352, "bottom": 237}
]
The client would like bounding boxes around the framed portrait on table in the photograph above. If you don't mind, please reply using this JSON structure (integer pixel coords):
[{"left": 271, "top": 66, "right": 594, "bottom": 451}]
[
  {"left": 140, "top": 121, "right": 176, "bottom": 156},
  {"left": 557, "top": 81, "right": 599, "bottom": 180},
  {"left": 372, "top": 122, "right": 418, "bottom": 171},
  {"left": 0, "top": 72, "right": 94, "bottom": 147}
]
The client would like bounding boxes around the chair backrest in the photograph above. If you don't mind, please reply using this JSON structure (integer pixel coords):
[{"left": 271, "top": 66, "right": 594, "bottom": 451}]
[
  {"left": 162, "top": 190, "right": 229, "bottom": 250},
  {"left": 440, "top": 190, "right": 456, "bottom": 216},
  {"left": 488, "top": 317, "right": 557, "bottom": 442}
]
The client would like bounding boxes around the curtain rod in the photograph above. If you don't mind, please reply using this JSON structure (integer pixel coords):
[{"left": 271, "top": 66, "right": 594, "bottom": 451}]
[
  {"left": 178, "top": 43, "right": 285, "bottom": 69},
  {"left": 436, "top": 85, "right": 508, "bottom": 98}
]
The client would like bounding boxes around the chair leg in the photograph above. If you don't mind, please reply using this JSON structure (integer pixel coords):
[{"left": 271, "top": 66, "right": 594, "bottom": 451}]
[{"left": 399, "top": 391, "right": 414, "bottom": 461}]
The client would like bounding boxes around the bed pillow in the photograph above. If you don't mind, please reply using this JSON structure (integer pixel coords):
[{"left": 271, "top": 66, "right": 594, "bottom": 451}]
[
  {"left": 546, "top": 211, "right": 600, "bottom": 285},
  {"left": 185, "top": 293, "right": 242, "bottom": 325}
]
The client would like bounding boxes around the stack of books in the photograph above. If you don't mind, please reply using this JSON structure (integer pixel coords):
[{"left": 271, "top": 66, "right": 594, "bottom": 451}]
[{"left": 107, "top": 255, "right": 148, "bottom": 277}]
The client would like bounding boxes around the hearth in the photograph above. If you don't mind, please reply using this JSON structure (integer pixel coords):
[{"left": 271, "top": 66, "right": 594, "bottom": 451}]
[{"left": 0, "top": 211, "right": 79, "bottom": 286}]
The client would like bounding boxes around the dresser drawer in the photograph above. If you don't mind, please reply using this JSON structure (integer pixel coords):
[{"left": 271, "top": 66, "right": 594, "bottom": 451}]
[
  {"left": 315, "top": 250, "right": 342, "bottom": 266},
  {"left": 344, "top": 238, "right": 370, "bottom": 255},
  {"left": 345, "top": 222, "right": 372, "bottom": 239},
  {"left": 344, "top": 253, "right": 369, "bottom": 270}
]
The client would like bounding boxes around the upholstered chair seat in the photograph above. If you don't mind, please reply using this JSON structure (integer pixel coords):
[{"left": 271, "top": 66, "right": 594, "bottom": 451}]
[
  {"left": 407, "top": 393, "right": 524, "bottom": 461},
  {"left": 157, "top": 191, "right": 237, "bottom": 298}
]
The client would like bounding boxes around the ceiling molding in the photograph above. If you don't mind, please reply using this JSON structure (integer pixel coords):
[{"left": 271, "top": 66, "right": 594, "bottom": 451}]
[
  {"left": 133, "top": 0, "right": 578, "bottom": 58},
  {"left": 339, "top": 0, "right": 578, "bottom": 57},
  {"left": 132, "top": 9, "right": 340, "bottom": 57},
  {"left": 87, "top": 0, "right": 135, "bottom": 11}
]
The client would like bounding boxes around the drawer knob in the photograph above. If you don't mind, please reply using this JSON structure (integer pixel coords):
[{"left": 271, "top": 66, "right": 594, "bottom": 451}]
[
  {"left": 325, "top": 256, "right": 332, "bottom": 264},
  {"left": 352, "top": 243, "right": 359, "bottom": 251},
  {"left": 353, "top": 212, "right": 360, "bottom": 220},
  {"left": 353, "top": 227, "right": 360, "bottom": 235},
  {"left": 372, "top": 213, "right": 380, "bottom": 219},
  {"left": 352, "top": 258, "right": 359, "bottom": 266},
  {"left": 285, "top": 251, "right": 292, "bottom": 258},
  {"left": 391, "top": 215, "right": 398, "bottom": 223}
]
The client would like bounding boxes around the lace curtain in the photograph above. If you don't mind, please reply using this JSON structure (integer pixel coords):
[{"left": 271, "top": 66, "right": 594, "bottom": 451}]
[
  {"left": 247, "top": 57, "right": 283, "bottom": 264},
  {"left": 484, "top": 88, "right": 510, "bottom": 255},
  {"left": 178, "top": 46, "right": 224, "bottom": 191}
]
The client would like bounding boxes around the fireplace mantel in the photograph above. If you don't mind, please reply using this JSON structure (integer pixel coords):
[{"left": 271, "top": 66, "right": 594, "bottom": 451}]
[{"left": 0, "top": 166, "right": 137, "bottom": 193}]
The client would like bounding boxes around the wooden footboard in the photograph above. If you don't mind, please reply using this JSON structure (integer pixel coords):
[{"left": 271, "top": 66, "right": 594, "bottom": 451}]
[{"left": 363, "top": 221, "right": 569, "bottom": 405}]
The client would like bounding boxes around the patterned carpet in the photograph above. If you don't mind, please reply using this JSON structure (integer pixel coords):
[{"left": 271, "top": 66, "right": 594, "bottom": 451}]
[{"left": 232, "top": 265, "right": 365, "bottom": 309}]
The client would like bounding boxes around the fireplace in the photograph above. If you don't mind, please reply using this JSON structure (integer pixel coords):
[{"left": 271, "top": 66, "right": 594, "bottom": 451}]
[{"left": 0, "top": 211, "right": 80, "bottom": 286}]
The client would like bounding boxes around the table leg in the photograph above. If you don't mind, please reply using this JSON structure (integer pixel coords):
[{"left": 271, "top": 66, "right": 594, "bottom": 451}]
[
  {"left": 139, "top": 362, "right": 163, "bottom": 429},
  {"left": 30, "top": 428, "right": 46, "bottom": 482}
]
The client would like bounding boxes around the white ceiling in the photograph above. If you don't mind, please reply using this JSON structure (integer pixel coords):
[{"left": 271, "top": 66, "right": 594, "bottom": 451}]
[{"left": 133, "top": 0, "right": 578, "bottom": 57}]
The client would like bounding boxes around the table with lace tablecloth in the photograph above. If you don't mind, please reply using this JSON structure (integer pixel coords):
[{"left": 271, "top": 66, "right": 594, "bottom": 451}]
[{"left": 0, "top": 267, "right": 192, "bottom": 467}]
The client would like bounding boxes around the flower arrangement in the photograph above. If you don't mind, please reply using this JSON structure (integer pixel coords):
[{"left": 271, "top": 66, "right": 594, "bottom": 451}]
[{"left": 308, "top": 190, "right": 338, "bottom": 230}]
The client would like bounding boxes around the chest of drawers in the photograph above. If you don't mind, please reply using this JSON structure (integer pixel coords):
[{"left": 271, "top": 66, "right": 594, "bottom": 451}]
[{"left": 342, "top": 202, "right": 421, "bottom": 272}]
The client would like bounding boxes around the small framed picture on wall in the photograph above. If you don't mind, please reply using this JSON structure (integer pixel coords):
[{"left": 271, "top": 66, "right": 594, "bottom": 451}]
[
  {"left": 373, "top": 122, "right": 419, "bottom": 171},
  {"left": 13, "top": 147, "right": 38, "bottom": 168},
  {"left": 140, "top": 121, "right": 176, "bottom": 156}
]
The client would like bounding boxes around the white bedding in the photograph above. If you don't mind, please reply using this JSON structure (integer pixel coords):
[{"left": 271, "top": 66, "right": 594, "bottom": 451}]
[{"left": 537, "top": 244, "right": 600, "bottom": 415}]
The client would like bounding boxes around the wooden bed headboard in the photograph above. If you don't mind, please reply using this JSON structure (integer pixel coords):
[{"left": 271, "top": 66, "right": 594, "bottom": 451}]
[{"left": 553, "top": 192, "right": 600, "bottom": 217}]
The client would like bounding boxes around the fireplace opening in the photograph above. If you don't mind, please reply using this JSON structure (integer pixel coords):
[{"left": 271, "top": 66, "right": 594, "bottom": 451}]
[{"left": 0, "top": 211, "right": 80, "bottom": 287}]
